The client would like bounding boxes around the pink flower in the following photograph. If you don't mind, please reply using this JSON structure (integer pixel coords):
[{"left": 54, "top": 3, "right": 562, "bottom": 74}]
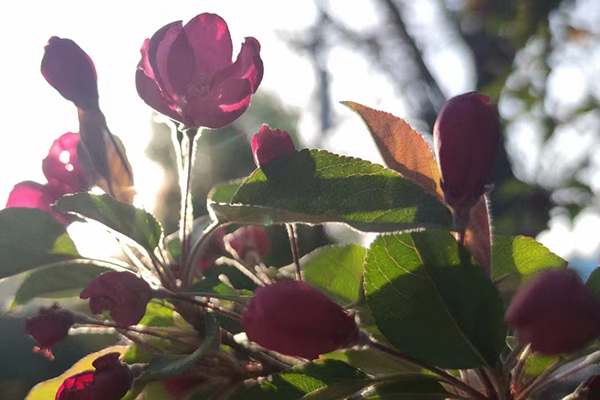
[
  {"left": 25, "top": 305, "right": 75, "bottom": 360},
  {"left": 80, "top": 272, "right": 153, "bottom": 326},
  {"left": 6, "top": 181, "right": 65, "bottom": 221},
  {"left": 225, "top": 226, "right": 271, "bottom": 263},
  {"left": 506, "top": 269, "right": 600, "bottom": 355},
  {"left": 433, "top": 92, "right": 499, "bottom": 220},
  {"left": 41, "top": 37, "right": 99, "bottom": 110},
  {"left": 136, "top": 13, "right": 263, "bottom": 129},
  {"left": 242, "top": 281, "right": 359, "bottom": 359},
  {"left": 43, "top": 132, "right": 90, "bottom": 193},
  {"left": 251, "top": 125, "right": 296, "bottom": 168},
  {"left": 56, "top": 352, "right": 133, "bottom": 400}
]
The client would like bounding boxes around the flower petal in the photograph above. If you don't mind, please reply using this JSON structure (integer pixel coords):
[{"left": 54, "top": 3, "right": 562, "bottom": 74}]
[
  {"left": 183, "top": 13, "right": 233, "bottom": 76},
  {"left": 187, "top": 78, "right": 251, "bottom": 129},
  {"left": 216, "top": 37, "right": 263, "bottom": 93},
  {"left": 167, "top": 30, "right": 195, "bottom": 98},
  {"left": 136, "top": 68, "right": 186, "bottom": 124},
  {"left": 147, "top": 21, "right": 185, "bottom": 102}
]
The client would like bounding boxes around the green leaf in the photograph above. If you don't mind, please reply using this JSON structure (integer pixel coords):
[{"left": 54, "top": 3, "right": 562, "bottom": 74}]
[
  {"left": 360, "top": 377, "right": 449, "bottom": 399},
  {"left": 12, "top": 260, "right": 111, "bottom": 306},
  {"left": 25, "top": 346, "right": 129, "bottom": 400},
  {"left": 139, "top": 302, "right": 175, "bottom": 328},
  {"left": 0, "top": 208, "right": 80, "bottom": 279},
  {"left": 209, "top": 149, "right": 452, "bottom": 232},
  {"left": 323, "top": 347, "right": 420, "bottom": 376},
  {"left": 207, "top": 179, "right": 244, "bottom": 203},
  {"left": 55, "top": 193, "right": 163, "bottom": 253},
  {"left": 364, "top": 231, "right": 506, "bottom": 369},
  {"left": 587, "top": 267, "right": 600, "bottom": 297},
  {"left": 491, "top": 236, "right": 566, "bottom": 282},
  {"left": 229, "top": 359, "right": 370, "bottom": 400},
  {"left": 143, "top": 313, "right": 220, "bottom": 381},
  {"left": 522, "top": 353, "right": 558, "bottom": 380},
  {"left": 301, "top": 244, "right": 366, "bottom": 306}
]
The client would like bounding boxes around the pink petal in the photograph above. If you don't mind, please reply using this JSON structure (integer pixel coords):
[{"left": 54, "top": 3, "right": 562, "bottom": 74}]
[
  {"left": 167, "top": 30, "right": 195, "bottom": 98},
  {"left": 215, "top": 37, "right": 263, "bottom": 93},
  {"left": 183, "top": 13, "right": 233, "bottom": 76},
  {"left": 188, "top": 78, "right": 252, "bottom": 129},
  {"left": 147, "top": 21, "right": 185, "bottom": 103},
  {"left": 136, "top": 68, "right": 186, "bottom": 124}
]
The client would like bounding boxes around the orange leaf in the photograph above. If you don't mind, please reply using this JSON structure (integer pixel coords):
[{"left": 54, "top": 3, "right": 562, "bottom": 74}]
[
  {"left": 343, "top": 101, "right": 443, "bottom": 200},
  {"left": 78, "top": 109, "right": 135, "bottom": 203}
]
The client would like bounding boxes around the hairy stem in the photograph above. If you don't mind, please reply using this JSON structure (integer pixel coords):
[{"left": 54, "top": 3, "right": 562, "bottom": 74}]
[
  {"left": 179, "top": 128, "right": 198, "bottom": 278},
  {"left": 286, "top": 224, "right": 302, "bottom": 281}
]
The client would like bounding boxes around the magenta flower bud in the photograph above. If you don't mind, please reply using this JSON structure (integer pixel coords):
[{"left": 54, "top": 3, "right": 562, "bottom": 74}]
[
  {"left": 56, "top": 352, "right": 134, "bottom": 400},
  {"left": 242, "top": 281, "right": 359, "bottom": 359},
  {"left": 225, "top": 226, "right": 271, "bottom": 263},
  {"left": 80, "top": 271, "right": 153, "bottom": 326},
  {"left": 25, "top": 305, "right": 75, "bottom": 360},
  {"left": 251, "top": 125, "right": 296, "bottom": 168},
  {"left": 433, "top": 92, "right": 500, "bottom": 219},
  {"left": 41, "top": 37, "right": 99, "bottom": 110},
  {"left": 42, "top": 132, "right": 90, "bottom": 193},
  {"left": 6, "top": 181, "right": 67, "bottom": 222},
  {"left": 136, "top": 13, "right": 263, "bottom": 129},
  {"left": 505, "top": 269, "right": 600, "bottom": 355}
]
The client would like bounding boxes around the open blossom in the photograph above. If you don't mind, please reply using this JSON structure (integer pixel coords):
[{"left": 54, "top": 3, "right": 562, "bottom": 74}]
[
  {"left": 80, "top": 272, "right": 153, "bottom": 326},
  {"left": 242, "top": 281, "right": 359, "bottom": 359},
  {"left": 56, "top": 353, "right": 133, "bottom": 400},
  {"left": 25, "top": 305, "right": 75, "bottom": 360},
  {"left": 251, "top": 125, "right": 296, "bottom": 168},
  {"left": 42, "top": 132, "right": 90, "bottom": 193},
  {"left": 136, "top": 13, "right": 263, "bottom": 129},
  {"left": 433, "top": 92, "right": 499, "bottom": 221},
  {"left": 506, "top": 269, "right": 600, "bottom": 355},
  {"left": 41, "top": 37, "right": 99, "bottom": 110}
]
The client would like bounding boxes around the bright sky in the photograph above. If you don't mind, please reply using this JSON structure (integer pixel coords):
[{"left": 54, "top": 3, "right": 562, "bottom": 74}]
[{"left": 0, "top": 0, "right": 597, "bottom": 265}]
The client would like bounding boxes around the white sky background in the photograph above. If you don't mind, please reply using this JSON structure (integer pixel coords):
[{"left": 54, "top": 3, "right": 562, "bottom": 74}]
[{"left": 0, "top": 0, "right": 598, "bottom": 265}]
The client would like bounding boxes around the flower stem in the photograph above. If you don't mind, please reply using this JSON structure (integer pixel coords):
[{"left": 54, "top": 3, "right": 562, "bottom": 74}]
[
  {"left": 286, "top": 224, "right": 302, "bottom": 281},
  {"left": 179, "top": 127, "right": 198, "bottom": 277},
  {"left": 183, "top": 221, "right": 223, "bottom": 287},
  {"left": 158, "top": 289, "right": 242, "bottom": 320},
  {"left": 366, "top": 337, "right": 489, "bottom": 400}
]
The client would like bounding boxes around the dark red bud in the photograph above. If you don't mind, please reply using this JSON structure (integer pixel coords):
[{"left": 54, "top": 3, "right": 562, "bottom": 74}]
[
  {"left": 433, "top": 92, "right": 499, "bottom": 220},
  {"left": 80, "top": 271, "right": 153, "bottom": 326},
  {"left": 56, "top": 352, "right": 133, "bottom": 400},
  {"left": 225, "top": 226, "right": 271, "bottom": 263},
  {"left": 505, "top": 269, "right": 600, "bottom": 355},
  {"left": 25, "top": 305, "right": 75, "bottom": 360},
  {"left": 242, "top": 281, "right": 359, "bottom": 359},
  {"left": 251, "top": 125, "right": 296, "bottom": 168},
  {"left": 42, "top": 37, "right": 99, "bottom": 110},
  {"left": 42, "top": 132, "right": 90, "bottom": 193}
]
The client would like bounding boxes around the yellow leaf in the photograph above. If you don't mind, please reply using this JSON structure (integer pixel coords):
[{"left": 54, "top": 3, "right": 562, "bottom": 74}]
[
  {"left": 343, "top": 101, "right": 443, "bottom": 200},
  {"left": 25, "top": 345, "right": 129, "bottom": 400}
]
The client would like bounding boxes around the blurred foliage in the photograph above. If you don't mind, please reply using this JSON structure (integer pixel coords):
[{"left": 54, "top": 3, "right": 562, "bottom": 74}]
[{"left": 287, "top": 0, "right": 600, "bottom": 240}]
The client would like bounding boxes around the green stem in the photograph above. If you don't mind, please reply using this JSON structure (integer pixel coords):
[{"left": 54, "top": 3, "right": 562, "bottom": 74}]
[{"left": 179, "top": 128, "right": 198, "bottom": 278}]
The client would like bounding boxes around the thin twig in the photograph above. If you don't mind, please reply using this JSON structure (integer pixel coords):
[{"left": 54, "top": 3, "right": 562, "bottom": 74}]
[
  {"left": 216, "top": 257, "right": 267, "bottom": 287},
  {"left": 157, "top": 289, "right": 242, "bottom": 320},
  {"left": 286, "top": 224, "right": 302, "bottom": 281},
  {"left": 184, "top": 221, "right": 223, "bottom": 287},
  {"left": 512, "top": 345, "right": 531, "bottom": 390}
]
